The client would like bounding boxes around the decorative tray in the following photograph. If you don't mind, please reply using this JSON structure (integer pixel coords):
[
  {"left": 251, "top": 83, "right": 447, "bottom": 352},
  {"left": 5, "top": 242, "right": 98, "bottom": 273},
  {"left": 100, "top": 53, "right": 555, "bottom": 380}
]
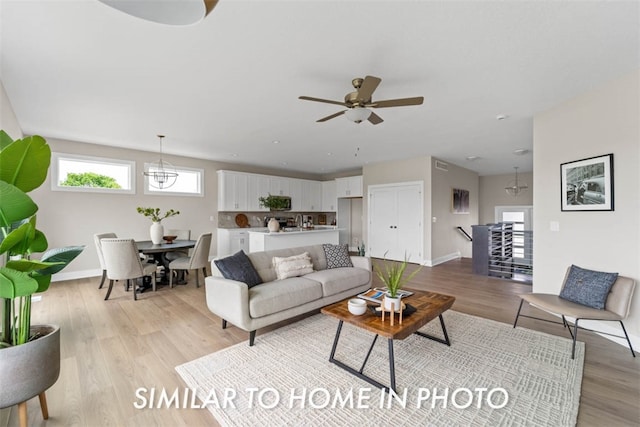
[{"left": 235, "top": 213, "right": 249, "bottom": 228}]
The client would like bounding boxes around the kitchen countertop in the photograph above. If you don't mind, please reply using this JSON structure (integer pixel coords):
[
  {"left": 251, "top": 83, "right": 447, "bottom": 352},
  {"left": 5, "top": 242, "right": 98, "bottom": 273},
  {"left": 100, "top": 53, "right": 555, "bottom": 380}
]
[{"left": 248, "top": 227, "right": 341, "bottom": 235}]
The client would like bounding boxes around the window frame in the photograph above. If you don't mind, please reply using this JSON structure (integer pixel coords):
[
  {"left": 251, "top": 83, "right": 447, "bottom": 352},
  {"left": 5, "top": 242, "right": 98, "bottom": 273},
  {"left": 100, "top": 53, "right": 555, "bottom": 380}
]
[
  {"left": 51, "top": 152, "right": 136, "bottom": 194},
  {"left": 143, "top": 163, "right": 204, "bottom": 197}
]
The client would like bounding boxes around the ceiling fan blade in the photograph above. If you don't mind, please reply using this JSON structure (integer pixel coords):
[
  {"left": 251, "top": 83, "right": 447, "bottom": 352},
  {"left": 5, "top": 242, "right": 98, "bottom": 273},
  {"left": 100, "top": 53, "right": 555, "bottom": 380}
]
[
  {"left": 368, "top": 111, "right": 384, "bottom": 125},
  {"left": 317, "top": 110, "right": 346, "bottom": 122},
  {"left": 368, "top": 96, "right": 424, "bottom": 108},
  {"left": 299, "top": 96, "right": 349, "bottom": 107},
  {"left": 356, "top": 75, "right": 382, "bottom": 102}
]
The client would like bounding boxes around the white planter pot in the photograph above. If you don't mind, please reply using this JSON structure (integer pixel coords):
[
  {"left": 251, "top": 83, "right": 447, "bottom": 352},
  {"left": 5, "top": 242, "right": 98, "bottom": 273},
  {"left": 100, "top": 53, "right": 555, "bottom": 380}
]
[
  {"left": 383, "top": 295, "right": 402, "bottom": 312},
  {"left": 150, "top": 222, "right": 164, "bottom": 244}
]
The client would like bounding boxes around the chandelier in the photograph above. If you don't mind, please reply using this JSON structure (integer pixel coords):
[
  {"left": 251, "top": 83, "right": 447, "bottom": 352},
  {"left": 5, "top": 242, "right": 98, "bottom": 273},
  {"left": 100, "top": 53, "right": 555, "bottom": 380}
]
[
  {"left": 144, "top": 135, "right": 178, "bottom": 189},
  {"left": 505, "top": 166, "right": 528, "bottom": 197}
]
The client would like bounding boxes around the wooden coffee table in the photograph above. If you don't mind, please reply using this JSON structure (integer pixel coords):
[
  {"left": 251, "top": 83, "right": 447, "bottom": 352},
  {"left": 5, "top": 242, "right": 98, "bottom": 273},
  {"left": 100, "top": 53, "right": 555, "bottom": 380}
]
[{"left": 321, "top": 289, "right": 455, "bottom": 392}]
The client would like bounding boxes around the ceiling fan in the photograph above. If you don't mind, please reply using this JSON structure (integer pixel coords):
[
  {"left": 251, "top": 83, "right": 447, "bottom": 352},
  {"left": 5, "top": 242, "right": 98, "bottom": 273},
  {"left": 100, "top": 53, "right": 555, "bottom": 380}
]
[{"left": 299, "top": 75, "right": 424, "bottom": 125}]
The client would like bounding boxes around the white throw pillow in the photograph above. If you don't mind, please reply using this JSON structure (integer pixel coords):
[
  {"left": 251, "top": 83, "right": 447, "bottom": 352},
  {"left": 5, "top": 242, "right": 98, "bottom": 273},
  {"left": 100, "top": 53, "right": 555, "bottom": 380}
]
[{"left": 272, "top": 252, "right": 314, "bottom": 280}]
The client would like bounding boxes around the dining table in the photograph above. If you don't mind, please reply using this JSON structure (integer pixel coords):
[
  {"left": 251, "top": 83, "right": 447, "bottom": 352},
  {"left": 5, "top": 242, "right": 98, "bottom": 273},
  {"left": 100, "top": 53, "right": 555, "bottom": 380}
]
[{"left": 135, "top": 239, "right": 196, "bottom": 288}]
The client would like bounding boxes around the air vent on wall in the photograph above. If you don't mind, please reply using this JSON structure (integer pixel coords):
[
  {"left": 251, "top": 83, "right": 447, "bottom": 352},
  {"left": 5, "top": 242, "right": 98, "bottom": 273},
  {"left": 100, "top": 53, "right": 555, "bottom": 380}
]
[{"left": 435, "top": 160, "right": 449, "bottom": 171}]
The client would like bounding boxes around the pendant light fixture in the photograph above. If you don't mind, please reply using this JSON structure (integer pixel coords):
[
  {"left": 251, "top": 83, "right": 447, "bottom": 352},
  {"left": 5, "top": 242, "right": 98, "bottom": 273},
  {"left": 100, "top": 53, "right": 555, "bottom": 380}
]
[
  {"left": 144, "top": 135, "right": 178, "bottom": 189},
  {"left": 505, "top": 166, "right": 528, "bottom": 197}
]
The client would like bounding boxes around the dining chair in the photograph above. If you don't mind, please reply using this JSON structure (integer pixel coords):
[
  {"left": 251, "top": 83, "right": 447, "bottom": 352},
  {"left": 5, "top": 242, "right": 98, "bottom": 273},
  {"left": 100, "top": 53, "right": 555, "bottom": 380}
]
[
  {"left": 101, "top": 238, "right": 158, "bottom": 301},
  {"left": 168, "top": 232, "right": 212, "bottom": 288},
  {"left": 93, "top": 232, "right": 117, "bottom": 289}
]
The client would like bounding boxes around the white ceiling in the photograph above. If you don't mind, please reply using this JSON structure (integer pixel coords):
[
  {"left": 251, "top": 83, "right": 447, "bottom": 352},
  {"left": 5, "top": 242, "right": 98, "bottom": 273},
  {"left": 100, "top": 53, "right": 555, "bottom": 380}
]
[{"left": 1, "top": 1, "right": 638, "bottom": 176}]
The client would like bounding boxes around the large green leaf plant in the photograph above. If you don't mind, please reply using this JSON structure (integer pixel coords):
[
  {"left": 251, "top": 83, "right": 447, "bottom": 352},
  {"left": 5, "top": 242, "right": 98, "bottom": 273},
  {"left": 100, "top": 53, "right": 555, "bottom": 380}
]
[{"left": 0, "top": 130, "right": 84, "bottom": 347}]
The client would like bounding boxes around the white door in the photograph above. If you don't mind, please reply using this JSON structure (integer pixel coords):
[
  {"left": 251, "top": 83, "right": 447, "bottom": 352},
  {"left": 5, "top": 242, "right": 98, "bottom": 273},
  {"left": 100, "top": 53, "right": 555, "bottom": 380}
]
[{"left": 368, "top": 182, "right": 423, "bottom": 262}]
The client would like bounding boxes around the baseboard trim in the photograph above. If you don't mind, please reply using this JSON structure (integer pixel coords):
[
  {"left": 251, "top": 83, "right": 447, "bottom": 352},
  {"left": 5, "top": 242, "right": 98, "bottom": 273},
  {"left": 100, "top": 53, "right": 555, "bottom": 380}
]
[
  {"left": 424, "top": 252, "right": 461, "bottom": 267},
  {"left": 52, "top": 268, "right": 100, "bottom": 282}
]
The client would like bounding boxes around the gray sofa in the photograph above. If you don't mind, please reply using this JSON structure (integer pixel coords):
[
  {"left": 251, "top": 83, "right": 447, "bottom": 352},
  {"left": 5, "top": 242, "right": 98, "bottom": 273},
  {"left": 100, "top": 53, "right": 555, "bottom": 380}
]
[{"left": 205, "top": 244, "right": 372, "bottom": 345}]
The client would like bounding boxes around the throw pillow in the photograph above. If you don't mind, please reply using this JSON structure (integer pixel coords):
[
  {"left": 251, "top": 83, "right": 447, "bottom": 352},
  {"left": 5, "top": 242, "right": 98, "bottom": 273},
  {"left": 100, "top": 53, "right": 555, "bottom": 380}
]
[
  {"left": 323, "top": 243, "right": 353, "bottom": 269},
  {"left": 559, "top": 264, "right": 618, "bottom": 309},
  {"left": 272, "top": 252, "right": 314, "bottom": 280},
  {"left": 214, "top": 250, "right": 263, "bottom": 288}
]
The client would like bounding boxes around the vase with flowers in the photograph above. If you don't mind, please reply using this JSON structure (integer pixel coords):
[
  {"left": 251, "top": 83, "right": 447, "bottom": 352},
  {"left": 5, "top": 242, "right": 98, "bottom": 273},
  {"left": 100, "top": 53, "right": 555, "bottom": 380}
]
[{"left": 136, "top": 207, "right": 180, "bottom": 244}]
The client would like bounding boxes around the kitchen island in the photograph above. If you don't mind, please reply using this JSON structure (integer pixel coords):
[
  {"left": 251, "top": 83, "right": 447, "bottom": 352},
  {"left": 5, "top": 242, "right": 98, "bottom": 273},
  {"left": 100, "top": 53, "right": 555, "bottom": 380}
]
[{"left": 248, "top": 227, "right": 340, "bottom": 252}]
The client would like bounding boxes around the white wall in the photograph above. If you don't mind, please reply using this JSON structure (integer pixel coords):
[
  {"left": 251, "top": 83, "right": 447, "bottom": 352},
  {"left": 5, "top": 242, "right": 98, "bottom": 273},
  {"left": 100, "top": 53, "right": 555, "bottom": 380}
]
[
  {"left": 533, "top": 69, "right": 640, "bottom": 345},
  {"left": 0, "top": 80, "right": 23, "bottom": 139},
  {"left": 430, "top": 158, "right": 478, "bottom": 261},
  {"left": 479, "top": 172, "right": 533, "bottom": 224}
]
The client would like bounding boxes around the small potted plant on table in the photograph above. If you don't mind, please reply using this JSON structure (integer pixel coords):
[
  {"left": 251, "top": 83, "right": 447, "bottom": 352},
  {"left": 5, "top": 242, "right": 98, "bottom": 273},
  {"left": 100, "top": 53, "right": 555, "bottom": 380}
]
[{"left": 374, "top": 253, "right": 422, "bottom": 312}]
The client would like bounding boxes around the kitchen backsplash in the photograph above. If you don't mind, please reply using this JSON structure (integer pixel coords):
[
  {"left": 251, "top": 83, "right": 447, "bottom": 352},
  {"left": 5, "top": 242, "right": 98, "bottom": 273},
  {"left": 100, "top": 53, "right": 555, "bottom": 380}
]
[{"left": 218, "top": 212, "right": 336, "bottom": 229}]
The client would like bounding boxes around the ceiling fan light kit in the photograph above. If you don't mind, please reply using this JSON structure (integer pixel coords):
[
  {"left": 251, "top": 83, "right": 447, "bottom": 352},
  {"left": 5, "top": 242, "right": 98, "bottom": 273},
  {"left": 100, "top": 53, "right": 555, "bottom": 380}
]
[
  {"left": 299, "top": 75, "right": 424, "bottom": 125},
  {"left": 97, "top": 0, "right": 218, "bottom": 25},
  {"left": 344, "top": 107, "right": 372, "bottom": 123}
]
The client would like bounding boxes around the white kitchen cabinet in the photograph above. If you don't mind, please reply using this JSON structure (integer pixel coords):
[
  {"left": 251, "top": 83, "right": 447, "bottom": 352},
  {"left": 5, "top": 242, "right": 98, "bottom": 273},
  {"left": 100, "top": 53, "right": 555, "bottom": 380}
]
[
  {"left": 247, "top": 174, "right": 270, "bottom": 211},
  {"left": 336, "top": 175, "right": 363, "bottom": 198},
  {"left": 301, "top": 180, "right": 322, "bottom": 211},
  {"left": 217, "top": 171, "right": 248, "bottom": 211},
  {"left": 217, "top": 228, "right": 252, "bottom": 258},
  {"left": 289, "top": 179, "right": 303, "bottom": 211},
  {"left": 269, "top": 176, "right": 290, "bottom": 196},
  {"left": 322, "top": 180, "right": 337, "bottom": 211}
]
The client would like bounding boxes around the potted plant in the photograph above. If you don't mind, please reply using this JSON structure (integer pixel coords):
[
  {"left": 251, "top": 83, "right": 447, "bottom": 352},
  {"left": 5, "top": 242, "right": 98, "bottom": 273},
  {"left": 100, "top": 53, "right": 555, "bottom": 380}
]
[
  {"left": 373, "top": 252, "right": 422, "bottom": 311},
  {"left": 0, "top": 131, "right": 84, "bottom": 418},
  {"left": 258, "top": 194, "right": 289, "bottom": 211},
  {"left": 136, "top": 207, "right": 180, "bottom": 244}
]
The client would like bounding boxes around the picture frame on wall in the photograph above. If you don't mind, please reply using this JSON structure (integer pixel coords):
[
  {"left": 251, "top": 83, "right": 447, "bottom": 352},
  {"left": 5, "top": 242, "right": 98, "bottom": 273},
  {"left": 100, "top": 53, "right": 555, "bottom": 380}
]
[
  {"left": 560, "top": 153, "right": 614, "bottom": 211},
  {"left": 452, "top": 188, "right": 470, "bottom": 214}
]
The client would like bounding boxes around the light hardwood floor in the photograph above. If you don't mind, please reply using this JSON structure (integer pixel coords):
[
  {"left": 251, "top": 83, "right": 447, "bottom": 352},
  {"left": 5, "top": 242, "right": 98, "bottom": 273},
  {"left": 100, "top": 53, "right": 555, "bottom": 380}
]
[{"left": 7, "top": 258, "right": 639, "bottom": 426}]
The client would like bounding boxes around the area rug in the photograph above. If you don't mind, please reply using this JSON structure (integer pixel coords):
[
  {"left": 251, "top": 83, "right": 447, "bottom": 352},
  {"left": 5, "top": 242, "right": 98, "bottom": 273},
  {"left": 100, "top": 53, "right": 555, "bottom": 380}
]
[{"left": 176, "top": 311, "right": 584, "bottom": 426}]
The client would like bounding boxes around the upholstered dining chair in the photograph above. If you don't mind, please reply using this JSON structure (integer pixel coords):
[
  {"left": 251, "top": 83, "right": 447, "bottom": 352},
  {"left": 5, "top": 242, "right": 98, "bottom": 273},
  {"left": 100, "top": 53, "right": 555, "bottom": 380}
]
[
  {"left": 168, "top": 232, "right": 212, "bottom": 288},
  {"left": 513, "top": 266, "right": 636, "bottom": 359},
  {"left": 101, "top": 238, "right": 157, "bottom": 301},
  {"left": 93, "top": 232, "right": 117, "bottom": 289}
]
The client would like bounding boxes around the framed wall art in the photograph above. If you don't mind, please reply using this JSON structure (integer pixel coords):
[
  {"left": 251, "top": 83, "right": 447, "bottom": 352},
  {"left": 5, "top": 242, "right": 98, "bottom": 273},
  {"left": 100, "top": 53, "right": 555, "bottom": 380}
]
[
  {"left": 560, "top": 153, "right": 613, "bottom": 211},
  {"left": 452, "top": 188, "right": 470, "bottom": 214}
]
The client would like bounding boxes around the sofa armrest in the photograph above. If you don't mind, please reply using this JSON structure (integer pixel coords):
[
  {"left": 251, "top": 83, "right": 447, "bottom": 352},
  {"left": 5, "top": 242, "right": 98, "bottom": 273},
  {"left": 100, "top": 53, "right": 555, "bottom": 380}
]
[
  {"left": 350, "top": 255, "right": 371, "bottom": 271},
  {"left": 204, "top": 276, "right": 252, "bottom": 330}
]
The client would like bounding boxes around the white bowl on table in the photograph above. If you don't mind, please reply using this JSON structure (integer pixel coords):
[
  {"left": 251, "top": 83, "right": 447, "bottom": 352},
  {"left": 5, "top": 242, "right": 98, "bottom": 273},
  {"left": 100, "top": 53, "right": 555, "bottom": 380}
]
[{"left": 347, "top": 298, "right": 367, "bottom": 315}]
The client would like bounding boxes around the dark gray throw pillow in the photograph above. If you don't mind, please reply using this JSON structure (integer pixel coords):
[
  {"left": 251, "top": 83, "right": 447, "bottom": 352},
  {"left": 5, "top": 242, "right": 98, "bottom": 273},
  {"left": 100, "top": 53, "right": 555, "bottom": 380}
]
[
  {"left": 214, "top": 250, "right": 263, "bottom": 288},
  {"left": 322, "top": 243, "right": 353, "bottom": 269},
  {"left": 559, "top": 264, "right": 618, "bottom": 309}
]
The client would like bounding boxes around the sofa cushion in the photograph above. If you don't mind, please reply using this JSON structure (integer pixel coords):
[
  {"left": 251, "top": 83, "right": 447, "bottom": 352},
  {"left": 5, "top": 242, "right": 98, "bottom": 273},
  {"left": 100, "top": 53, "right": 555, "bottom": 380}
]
[
  {"left": 304, "top": 267, "right": 371, "bottom": 297},
  {"left": 559, "top": 264, "right": 618, "bottom": 309},
  {"left": 273, "top": 252, "right": 314, "bottom": 280},
  {"left": 249, "top": 245, "right": 328, "bottom": 282},
  {"left": 249, "top": 277, "right": 323, "bottom": 318},
  {"left": 214, "top": 250, "right": 263, "bottom": 288}
]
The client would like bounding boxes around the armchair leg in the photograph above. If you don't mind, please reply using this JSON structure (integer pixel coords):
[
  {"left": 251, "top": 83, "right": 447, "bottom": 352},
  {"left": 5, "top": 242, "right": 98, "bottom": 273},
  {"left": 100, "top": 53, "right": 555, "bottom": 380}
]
[
  {"left": 222, "top": 319, "right": 227, "bottom": 329},
  {"left": 195, "top": 270, "right": 200, "bottom": 288},
  {"left": 563, "top": 315, "right": 574, "bottom": 339},
  {"left": 18, "top": 401, "right": 27, "bottom": 427},
  {"left": 619, "top": 321, "right": 636, "bottom": 357},
  {"left": 571, "top": 319, "right": 580, "bottom": 360},
  {"left": 249, "top": 330, "right": 256, "bottom": 346},
  {"left": 513, "top": 299, "right": 524, "bottom": 328},
  {"left": 104, "top": 279, "right": 114, "bottom": 300}
]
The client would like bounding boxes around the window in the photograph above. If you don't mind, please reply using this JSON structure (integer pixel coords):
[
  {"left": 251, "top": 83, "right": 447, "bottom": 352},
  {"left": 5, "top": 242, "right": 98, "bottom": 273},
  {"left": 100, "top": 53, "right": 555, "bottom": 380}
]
[
  {"left": 143, "top": 164, "right": 204, "bottom": 196},
  {"left": 51, "top": 153, "right": 135, "bottom": 194}
]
